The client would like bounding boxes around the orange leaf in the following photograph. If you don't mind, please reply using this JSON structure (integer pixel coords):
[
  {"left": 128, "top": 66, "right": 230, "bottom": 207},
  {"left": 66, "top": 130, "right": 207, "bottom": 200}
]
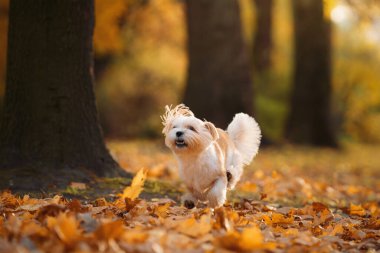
[
  {"left": 120, "top": 168, "right": 147, "bottom": 200},
  {"left": 218, "top": 227, "right": 276, "bottom": 251},
  {"left": 175, "top": 216, "right": 212, "bottom": 237},
  {"left": 271, "top": 213, "right": 294, "bottom": 225},
  {"left": 94, "top": 219, "right": 125, "bottom": 240},
  {"left": 153, "top": 202, "right": 171, "bottom": 218},
  {"left": 349, "top": 203, "right": 366, "bottom": 216},
  {"left": 239, "top": 227, "right": 264, "bottom": 250},
  {"left": 46, "top": 212, "right": 82, "bottom": 245}
]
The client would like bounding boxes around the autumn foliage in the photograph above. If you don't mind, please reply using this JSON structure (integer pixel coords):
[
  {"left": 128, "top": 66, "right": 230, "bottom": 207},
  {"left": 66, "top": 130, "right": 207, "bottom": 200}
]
[{"left": 1, "top": 142, "right": 380, "bottom": 252}]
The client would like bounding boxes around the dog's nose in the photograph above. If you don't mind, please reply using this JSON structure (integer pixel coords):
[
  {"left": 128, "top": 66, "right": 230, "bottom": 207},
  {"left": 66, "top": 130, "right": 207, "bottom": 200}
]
[{"left": 176, "top": 131, "right": 184, "bottom": 137}]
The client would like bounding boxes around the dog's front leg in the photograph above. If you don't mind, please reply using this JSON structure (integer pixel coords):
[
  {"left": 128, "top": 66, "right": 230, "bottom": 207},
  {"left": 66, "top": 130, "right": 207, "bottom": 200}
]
[
  {"left": 207, "top": 177, "right": 227, "bottom": 208},
  {"left": 181, "top": 192, "right": 197, "bottom": 209}
]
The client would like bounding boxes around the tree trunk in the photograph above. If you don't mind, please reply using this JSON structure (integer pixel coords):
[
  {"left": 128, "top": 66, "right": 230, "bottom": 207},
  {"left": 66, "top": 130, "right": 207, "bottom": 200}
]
[
  {"left": 285, "top": 0, "right": 337, "bottom": 147},
  {"left": 253, "top": 0, "right": 273, "bottom": 72},
  {"left": 0, "top": 0, "right": 126, "bottom": 191},
  {"left": 184, "top": 0, "right": 253, "bottom": 129}
]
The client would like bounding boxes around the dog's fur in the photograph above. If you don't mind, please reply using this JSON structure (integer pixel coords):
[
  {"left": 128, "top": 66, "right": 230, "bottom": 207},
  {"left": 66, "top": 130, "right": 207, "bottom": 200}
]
[{"left": 161, "top": 104, "right": 261, "bottom": 208}]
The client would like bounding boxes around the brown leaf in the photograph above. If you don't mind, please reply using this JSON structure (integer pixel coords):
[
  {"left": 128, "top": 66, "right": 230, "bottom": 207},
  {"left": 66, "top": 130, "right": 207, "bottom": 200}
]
[
  {"left": 125, "top": 198, "right": 141, "bottom": 212},
  {"left": 36, "top": 204, "right": 66, "bottom": 221},
  {"left": 67, "top": 199, "right": 89, "bottom": 213}
]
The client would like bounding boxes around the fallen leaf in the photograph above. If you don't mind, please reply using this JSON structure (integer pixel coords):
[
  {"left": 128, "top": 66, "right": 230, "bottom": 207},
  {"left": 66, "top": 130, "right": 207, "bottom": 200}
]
[
  {"left": 152, "top": 202, "right": 171, "bottom": 218},
  {"left": 175, "top": 216, "right": 212, "bottom": 237},
  {"left": 46, "top": 212, "right": 82, "bottom": 245},
  {"left": 69, "top": 182, "right": 87, "bottom": 190},
  {"left": 94, "top": 219, "right": 125, "bottom": 240},
  {"left": 120, "top": 168, "right": 147, "bottom": 200},
  {"left": 239, "top": 226, "right": 264, "bottom": 250},
  {"left": 349, "top": 203, "right": 366, "bottom": 217}
]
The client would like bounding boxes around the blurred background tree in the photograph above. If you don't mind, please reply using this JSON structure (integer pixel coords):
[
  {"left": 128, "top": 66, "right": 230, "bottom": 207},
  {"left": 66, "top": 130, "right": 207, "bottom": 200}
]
[
  {"left": 286, "top": 0, "right": 337, "bottom": 147},
  {"left": 0, "top": 0, "right": 379, "bottom": 145},
  {"left": 252, "top": 0, "right": 273, "bottom": 73},
  {"left": 184, "top": 0, "right": 253, "bottom": 128}
]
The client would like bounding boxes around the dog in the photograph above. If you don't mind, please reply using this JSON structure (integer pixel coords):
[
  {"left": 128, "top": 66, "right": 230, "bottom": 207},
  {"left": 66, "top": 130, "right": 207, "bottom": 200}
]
[{"left": 161, "top": 104, "right": 261, "bottom": 208}]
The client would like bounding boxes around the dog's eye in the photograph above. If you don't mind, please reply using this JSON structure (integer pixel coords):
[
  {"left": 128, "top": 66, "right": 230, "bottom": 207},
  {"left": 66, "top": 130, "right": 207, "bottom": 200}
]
[
  {"left": 172, "top": 126, "right": 177, "bottom": 129},
  {"left": 188, "top": 126, "right": 197, "bottom": 132}
]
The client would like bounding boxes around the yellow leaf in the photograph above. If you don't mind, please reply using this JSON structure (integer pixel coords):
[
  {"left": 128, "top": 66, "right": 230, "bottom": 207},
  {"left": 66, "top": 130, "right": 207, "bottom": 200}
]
[
  {"left": 153, "top": 202, "right": 171, "bottom": 218},
  {"left": 175, "top": 216, "right": 212, "bottom": 237},
  {"left": 239, "top": 227, "right": 264, "bottom": 250},
  {"left": 46, "top": 212, "right": 81, "bottom": 245},
  {"left": 120, "top": 168, "right": 147, "bottom": 200}
]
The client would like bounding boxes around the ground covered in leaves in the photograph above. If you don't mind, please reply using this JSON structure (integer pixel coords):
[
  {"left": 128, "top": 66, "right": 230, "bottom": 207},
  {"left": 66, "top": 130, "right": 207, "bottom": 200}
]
[{"left": 1, "top": 141, "right": 379, "bottom": 252}]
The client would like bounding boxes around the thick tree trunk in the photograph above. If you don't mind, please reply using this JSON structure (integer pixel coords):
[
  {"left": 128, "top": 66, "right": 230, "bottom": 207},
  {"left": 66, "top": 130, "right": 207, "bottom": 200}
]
[
  {"left": 184, "top": 0, "right": 253, "bottom": 129},
  {"left": 253, "top": 0, "right": 273, "bottom": 72},
  {"left": 286, "top": 0, "right": 337, "bottom": 147},
  {"left": 0, "top": 0, "right": 126, "bottom": 191}
]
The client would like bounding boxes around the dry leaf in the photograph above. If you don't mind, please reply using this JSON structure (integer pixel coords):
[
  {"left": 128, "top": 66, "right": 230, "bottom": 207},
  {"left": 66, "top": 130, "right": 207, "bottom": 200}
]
[
  {"left": 94, "top": 220, "right": 125, "bottom": 240},
  {"left": 175, "top": 216, "right": 212, "bottom": 237},
  {"left": 46, "top": 212, "right": 82, "bottom": 245},
  {"left": 69, "top": 182, "right": 87, "bottom": 190},
  {"left": 349, "top": 203, "right": 366, "bottom": 217},
  {"left": 120, "top": 168, "right": 147, "bottom": 200}
]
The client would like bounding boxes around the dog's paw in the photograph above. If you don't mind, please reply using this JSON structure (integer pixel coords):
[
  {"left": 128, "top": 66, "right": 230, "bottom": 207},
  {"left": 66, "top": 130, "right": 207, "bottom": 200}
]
[{"left": 184, "top": 200, "right": 195, "bottom": 209}]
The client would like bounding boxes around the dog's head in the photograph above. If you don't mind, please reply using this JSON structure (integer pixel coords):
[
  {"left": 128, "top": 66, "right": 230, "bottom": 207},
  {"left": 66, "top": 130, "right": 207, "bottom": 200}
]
[{"left": 161, "top": 104, "right": 219, "bottom": 154}]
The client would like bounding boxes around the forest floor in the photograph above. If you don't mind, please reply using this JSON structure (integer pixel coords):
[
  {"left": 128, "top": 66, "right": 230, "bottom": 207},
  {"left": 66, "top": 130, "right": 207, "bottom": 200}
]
[{"left": 0, "top": 140, "right": 379, "bottom": 252}]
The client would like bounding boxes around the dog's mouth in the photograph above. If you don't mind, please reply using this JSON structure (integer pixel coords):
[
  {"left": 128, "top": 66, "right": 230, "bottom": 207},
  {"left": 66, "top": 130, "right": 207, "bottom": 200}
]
[{"left": 175, "top": 138, "right": 187, "bottom": 148}]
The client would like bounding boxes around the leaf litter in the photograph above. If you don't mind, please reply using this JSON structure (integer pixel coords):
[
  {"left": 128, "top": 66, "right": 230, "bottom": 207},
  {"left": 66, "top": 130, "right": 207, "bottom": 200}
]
[{"left": 1, "top": 142, "right": 380, "bottom": 252}]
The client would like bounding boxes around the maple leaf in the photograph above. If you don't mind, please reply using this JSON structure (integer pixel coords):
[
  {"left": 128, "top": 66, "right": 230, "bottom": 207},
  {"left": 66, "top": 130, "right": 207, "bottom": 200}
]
[
  {"left": 119, "top": 168, "right": 148, "bottom": 201},
  {"left": 46, "top": 212, "right": 82, "bottom": 245}
]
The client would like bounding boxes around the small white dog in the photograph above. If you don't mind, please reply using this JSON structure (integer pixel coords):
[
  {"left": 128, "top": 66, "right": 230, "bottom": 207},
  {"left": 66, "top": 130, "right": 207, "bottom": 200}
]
[{"left": 161, "top": 104, "right": 261, "bottom": 208}]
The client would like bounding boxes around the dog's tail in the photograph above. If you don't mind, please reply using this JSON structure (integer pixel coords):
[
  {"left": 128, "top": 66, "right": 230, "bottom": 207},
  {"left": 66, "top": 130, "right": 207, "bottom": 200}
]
[{"left": 227, "top": 113, "right": 261, "bottom": 165}]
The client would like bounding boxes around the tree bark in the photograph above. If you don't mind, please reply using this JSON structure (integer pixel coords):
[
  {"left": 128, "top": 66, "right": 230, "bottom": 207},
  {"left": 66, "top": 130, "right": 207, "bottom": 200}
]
[
  {"left": 0, "top": 0, "right": 126, "bottom": 191},
  {"left": 184, "top": 0, "right": 253, "bottom": 129},
  {"left": 253, "top": 0, "right": 273, "bottom": 72},
  {"left": 286, "top": 0, "right": 337, "bottom": 147}
]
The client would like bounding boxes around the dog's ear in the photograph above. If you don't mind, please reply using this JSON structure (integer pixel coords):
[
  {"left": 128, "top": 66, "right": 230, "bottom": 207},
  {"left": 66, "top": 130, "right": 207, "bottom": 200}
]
[{"left": 204, "top": 121, "right": 219, "bottom": 141}]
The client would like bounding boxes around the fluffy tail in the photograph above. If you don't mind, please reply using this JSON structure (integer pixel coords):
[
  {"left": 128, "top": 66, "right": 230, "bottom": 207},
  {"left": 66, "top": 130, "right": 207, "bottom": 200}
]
[{"left": 227, "top": 113, "right": 261, "bottom": 165}]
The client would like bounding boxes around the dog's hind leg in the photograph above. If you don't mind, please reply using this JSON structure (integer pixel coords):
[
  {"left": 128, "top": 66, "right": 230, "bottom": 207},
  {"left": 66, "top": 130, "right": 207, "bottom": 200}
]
[{"left": 207, "top": 177, "right": 227, "bottom": 208}]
